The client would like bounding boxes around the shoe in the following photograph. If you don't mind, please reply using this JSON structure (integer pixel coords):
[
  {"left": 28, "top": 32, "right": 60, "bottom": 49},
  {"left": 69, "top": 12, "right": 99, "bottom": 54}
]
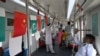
[
  {"left": 47, "top": 51, "right": 50, "bottom": 53},
  {"left": 51, "top": 52, "right": 56, "bottom": 55}
]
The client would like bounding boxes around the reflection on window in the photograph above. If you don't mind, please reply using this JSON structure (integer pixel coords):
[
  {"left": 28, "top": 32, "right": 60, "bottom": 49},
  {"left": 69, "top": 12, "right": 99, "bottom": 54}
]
[
  {"left": 75, "top": 22, "right": 78, "bottom": 28},
  {"left": 0, "top": 42, "right": 2, "bottom": 47}
]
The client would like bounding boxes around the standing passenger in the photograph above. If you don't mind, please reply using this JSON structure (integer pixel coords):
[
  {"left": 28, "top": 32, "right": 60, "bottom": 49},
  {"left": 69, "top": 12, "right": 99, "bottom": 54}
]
[
  {"left": 45, "top": 23, "right": 55, "bottom": 54},
  {"left": 65, "top": 21, "right": 72, "bottom": 47},
  {"left": 61, "top": 30, "right": 67, "bottom": 48},
  {"left": 57, "top": 28, "right": 63, "bottom": 46}
]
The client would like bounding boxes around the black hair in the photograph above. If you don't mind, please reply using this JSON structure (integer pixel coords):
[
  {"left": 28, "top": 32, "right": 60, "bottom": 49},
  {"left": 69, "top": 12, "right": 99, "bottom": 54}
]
[
  {"left": 60, "top": 24, "right": 63, "bottom": 27},
  {"left": 85, "top": 34, "right": 95, "bottom": 43},
  {"left": 59, "top": 28, "right": 61, "bottom": 31},
  {"left": 47, "top": 23, "right": 50, "bottom": 26},
  {"left": 62, "top": 30, "right": 65, "bottom": 32},
  {"left": 67, "top": 21, "right": 70, "bottom": 25},
  {"left": 85, "top": 34, "right": 99, "bottom": 54}
]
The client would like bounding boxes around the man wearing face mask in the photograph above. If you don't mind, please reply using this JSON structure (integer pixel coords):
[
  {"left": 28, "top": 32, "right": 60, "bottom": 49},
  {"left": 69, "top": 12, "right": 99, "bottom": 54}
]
[{"left": 75, "top": 34, "right": 97, "bottom": 56}]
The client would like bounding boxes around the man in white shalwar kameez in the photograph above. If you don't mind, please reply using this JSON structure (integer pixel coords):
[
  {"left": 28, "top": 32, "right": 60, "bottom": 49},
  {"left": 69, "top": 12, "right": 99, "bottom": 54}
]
[
  {"left": 75, "top": 34, "right": 97, "bottom": 56},
  {"left": 65, "top": 21, "right": 72, "bottom": 47},
  {"left": 73, "top": 29, "right": 80, "bottom": 47},
  {"left": 45, "top": 23, "right": 55, "bottom": 53}
]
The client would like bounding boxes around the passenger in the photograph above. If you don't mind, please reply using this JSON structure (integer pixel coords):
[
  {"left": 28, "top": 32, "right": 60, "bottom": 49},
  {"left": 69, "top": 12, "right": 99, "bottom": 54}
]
[
  {"left": 45, "top": 23, "right": 55, "bottom": 54},
  {"left": 61, "top": 30, "right": 67, "bottom": 48},
  {"left": 75, "top": 34, "right": 97, "bottom": 56},
  {"left": 57, "top": 28, "right": 63, "bottom": 46},
  {"left": 73, "top": 29, "right": 80, "bottom": 46},
  {"left": 65, "top": 21, "right": 72, "bottom": 47},
  {"left": 72, "top": 29, "right": 79, "bottom": 52}
]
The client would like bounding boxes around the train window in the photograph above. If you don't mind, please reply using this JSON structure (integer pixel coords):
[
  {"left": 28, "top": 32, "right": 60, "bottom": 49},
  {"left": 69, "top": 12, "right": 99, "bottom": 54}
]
[
  {"left": 75, "top": 22, "right": 78, "bottom": 28},
  {"left": 0, "top": 42, "right": 2, "bottom": 47}
]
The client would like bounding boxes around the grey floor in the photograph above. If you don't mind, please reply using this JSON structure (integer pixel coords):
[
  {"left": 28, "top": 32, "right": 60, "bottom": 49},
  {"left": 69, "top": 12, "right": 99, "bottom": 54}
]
[{"left": 32, "top": 43, "right": 72, "bottom": 56}]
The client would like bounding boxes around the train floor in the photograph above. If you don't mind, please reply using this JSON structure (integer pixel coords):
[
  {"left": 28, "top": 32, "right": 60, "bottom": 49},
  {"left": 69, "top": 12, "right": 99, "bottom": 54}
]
[{"left": 32, "top": 43, "right": 72, "bottom": 56}]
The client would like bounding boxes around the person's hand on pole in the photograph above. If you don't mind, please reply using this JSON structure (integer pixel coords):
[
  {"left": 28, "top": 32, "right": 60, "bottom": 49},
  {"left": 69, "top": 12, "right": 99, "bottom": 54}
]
[{"left": 50, "top": 17, "right": 55, "bottom": 27}]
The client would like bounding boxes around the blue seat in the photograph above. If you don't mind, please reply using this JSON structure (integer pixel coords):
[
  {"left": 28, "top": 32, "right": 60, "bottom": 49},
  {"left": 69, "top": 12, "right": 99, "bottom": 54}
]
[
  {"left": 3, "top": 48, "right": 28, "bottom": 56},
  {"left": 24, "top": 49, "right": 28, "bottom": 56},
  {"left": 3, "top": 48, "right": 9, "bottom": 56}
]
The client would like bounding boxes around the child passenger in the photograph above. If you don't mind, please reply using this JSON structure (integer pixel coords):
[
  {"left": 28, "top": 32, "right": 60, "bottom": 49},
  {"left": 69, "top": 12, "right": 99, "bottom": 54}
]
[
  {"left": 75, "top": 34, "right": 97, "bottom": 56},
  {"left": 61, "top": 30, "right": 67, "bottom": 48}
]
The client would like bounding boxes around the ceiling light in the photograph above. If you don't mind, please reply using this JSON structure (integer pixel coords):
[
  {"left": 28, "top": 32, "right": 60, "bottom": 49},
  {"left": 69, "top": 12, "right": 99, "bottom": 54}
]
[
  {"left": 13, "top": 0, "right": 44, "bottom": 16},
  {"left": 67, "top": 0, "right": 76, "bottom": 19}
]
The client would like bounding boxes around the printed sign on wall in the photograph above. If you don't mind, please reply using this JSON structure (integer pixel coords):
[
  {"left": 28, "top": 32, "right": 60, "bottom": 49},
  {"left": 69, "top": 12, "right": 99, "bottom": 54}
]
[
  {"left": 0, "top": 7, "right": 5, "bottom": 42},
  {"left": 30, "top": 20, "right": 37, "bottom": 34}
]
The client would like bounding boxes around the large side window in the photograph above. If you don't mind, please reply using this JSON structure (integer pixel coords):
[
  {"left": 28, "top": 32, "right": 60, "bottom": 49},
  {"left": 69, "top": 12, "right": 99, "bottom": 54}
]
[{"left": 92, "top": 13, "right": 98, "bottom": 36}]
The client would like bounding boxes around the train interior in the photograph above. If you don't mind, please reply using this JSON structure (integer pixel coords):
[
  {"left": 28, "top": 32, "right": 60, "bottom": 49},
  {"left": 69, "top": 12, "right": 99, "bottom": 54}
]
[{"left": 0, "top": 0, "right": 100, "bottom": 56}]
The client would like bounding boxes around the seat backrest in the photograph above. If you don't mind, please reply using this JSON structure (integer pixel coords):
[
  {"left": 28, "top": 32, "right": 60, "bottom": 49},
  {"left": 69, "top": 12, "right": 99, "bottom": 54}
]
[{"left": 0, "top": 47, "right": 4, "bottom": 53}]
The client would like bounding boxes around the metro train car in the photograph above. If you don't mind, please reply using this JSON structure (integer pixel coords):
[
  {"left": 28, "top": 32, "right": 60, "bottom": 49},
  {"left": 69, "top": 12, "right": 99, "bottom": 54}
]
[{"left": 0, "top": 0, "right": 100, "bottom": 56}]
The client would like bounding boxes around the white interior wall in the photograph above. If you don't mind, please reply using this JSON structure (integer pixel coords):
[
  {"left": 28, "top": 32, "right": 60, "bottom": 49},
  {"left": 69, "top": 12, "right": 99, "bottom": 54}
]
[{"left": 2, "top": 12, "right": 13, "bottom": 49}]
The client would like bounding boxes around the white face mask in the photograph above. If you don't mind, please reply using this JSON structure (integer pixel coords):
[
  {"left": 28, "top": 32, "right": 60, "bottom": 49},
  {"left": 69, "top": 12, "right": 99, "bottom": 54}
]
[{"left": 84, "top": 41, "right": 91, "bottom": 44}]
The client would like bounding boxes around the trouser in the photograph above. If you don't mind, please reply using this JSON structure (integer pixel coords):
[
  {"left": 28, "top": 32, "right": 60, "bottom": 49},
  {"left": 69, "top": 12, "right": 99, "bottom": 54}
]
[
  {"left": 65, "top": 38, "right": 70, "bottom": 47},
  {"left": 46, "top": 44, "right": 55, "bottom": 53},
  {"left": 60, "top": 40, "right": 66, "bottom": 48},
  {"left": 65, "top": 40, "right": 69, "bottom": 47},
  {"left": 65, "top": 35, "right": 72, "bottom": 47},
  {"left": 0, "top": 53, "right": 3, "bottom": 56}
]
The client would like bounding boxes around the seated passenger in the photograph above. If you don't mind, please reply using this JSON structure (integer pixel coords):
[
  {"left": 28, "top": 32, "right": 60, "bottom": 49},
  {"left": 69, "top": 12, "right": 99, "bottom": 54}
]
[
  {"left": 75, "top": 34, "right": 97, "bottom": 56},
  {"left": 68, "top": 29, "right": 79, "bottom": 51}
]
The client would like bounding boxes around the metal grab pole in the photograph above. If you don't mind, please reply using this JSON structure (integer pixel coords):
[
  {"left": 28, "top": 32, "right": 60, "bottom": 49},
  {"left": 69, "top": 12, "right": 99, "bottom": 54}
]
[
  {"left": 79, "top": 18, "right": 82, "bottom": 41},
  {"left": 25, "top": 0, "right": 30, "bottom": 56},
  {"left": 71, "top": 4, "right": 76, "bottom": 56}
]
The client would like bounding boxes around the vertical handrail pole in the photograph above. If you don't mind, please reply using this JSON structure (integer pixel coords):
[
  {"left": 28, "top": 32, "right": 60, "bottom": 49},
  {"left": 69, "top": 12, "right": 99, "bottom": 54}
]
[
  {"left": 25, "top": 0, "right": 31, "bottom": 56},
  {"left": 79, "top": 18, "right": 82, "bottom": 41}
]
